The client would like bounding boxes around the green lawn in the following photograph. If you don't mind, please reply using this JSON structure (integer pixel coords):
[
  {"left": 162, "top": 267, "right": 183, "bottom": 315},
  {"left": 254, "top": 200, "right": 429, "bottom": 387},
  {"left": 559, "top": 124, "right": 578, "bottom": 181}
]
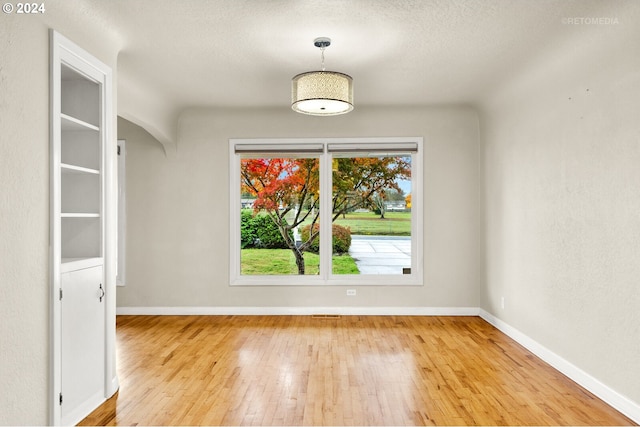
[
  {"left": 334, "top": 211, "right": 411, "bottom": 236},
  {"left": 278, "top": 212, "right": 411, "bottom": 236},
  {"left": 241, "top": 249, "right": 359, "bottom": 275},
  {"left": 278, "top": 209, "right": 411, "bottom": 236}
]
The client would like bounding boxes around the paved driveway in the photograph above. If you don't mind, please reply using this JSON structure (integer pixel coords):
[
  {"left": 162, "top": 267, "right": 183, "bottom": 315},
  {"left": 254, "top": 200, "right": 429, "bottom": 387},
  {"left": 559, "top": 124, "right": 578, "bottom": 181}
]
[{"left": 348, "top": 235, "right": 411, "bottom": 274}]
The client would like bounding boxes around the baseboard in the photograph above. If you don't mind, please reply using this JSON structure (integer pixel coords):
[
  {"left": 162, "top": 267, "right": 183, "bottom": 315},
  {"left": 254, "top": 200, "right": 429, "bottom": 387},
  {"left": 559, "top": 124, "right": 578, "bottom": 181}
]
[
  {"left": 60, "top": 389, "right": 105, "bottom": 427},
  {"left": 479, "top": 309, "right": 640, "bottom": 424},
  {"left": 107, "top": 374, "right": 119, "bottom": 398},
  {"left": 116, "top": 306, "right": 480, "bottom": 316}
]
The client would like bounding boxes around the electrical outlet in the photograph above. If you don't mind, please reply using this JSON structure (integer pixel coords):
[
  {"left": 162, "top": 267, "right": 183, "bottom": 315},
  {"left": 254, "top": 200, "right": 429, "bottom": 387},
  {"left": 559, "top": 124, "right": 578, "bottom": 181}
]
[
  {"left": 346, "top": 289, "right": 356, "bottom": 296},
  {"left": 501, "top": 296, "right": 505, "bottom": 309}
]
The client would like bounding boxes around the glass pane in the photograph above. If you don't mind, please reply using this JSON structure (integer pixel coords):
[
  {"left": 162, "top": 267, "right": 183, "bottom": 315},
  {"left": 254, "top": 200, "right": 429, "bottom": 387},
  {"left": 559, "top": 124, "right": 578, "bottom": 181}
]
[
  {"left": 331, "top": 155, "right": 412, "bottom": 275},
  {"left": 240, "top": 157, "right": 320, "bottom": 276}
]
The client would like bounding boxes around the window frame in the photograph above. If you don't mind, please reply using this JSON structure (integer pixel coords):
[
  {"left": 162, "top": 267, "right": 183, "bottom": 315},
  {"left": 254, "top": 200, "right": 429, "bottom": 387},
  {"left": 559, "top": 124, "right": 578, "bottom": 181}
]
[{"left": 229, "top": 137, "right": 423, "bottom": 286}]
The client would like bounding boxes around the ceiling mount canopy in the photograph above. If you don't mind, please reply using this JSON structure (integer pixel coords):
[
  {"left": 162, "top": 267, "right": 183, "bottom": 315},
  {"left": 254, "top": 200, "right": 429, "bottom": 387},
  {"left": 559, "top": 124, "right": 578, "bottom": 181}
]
[{"left": 292, "top": 37, "right": 354, "bottom": 116}]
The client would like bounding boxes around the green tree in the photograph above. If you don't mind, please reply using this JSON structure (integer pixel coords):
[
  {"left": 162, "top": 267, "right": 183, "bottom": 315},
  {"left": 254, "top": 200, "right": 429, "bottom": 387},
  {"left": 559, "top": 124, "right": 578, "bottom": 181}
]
[
  {"left": 371, "top": 188, "right": 406, "bottom": 219},
  {"left": 332, "top": 156, "right": 411, "bottom": 220}
]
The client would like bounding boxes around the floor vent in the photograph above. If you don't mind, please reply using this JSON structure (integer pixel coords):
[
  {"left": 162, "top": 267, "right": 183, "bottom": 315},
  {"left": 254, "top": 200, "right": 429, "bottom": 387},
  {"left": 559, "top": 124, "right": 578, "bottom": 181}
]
[{"left": 311, "top": 314, "right": 342, "bottom": 319}]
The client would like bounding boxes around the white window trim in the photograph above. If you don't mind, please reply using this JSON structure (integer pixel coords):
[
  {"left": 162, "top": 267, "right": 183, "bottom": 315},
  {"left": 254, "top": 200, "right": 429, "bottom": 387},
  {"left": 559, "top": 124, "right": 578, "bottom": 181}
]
[
  {"left": 116, "top": 139, "right": 126, "bottom": 286},
  {"left": 229, "top": 137, "right": 423, "bottom": 286}
]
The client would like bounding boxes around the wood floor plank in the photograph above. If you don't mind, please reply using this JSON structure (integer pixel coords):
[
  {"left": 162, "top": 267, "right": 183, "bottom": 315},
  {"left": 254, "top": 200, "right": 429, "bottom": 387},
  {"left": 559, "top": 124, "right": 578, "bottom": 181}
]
[{"left": 79, "top": 315, "right": 636, "bottom": 426}]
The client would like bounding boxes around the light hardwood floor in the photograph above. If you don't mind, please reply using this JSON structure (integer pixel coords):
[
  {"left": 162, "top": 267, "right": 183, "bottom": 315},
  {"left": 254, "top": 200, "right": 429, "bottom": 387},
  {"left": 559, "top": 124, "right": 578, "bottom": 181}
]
[{"left": 79, "top": 315, "right": 635, "bottom": 426}]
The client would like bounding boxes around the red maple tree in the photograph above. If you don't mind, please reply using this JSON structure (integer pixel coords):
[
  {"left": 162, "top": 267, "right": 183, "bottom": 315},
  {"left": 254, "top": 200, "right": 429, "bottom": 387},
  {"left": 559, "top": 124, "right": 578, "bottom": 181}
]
[{"left": 241, "top": 158, "right": 319, "bottom": 274}]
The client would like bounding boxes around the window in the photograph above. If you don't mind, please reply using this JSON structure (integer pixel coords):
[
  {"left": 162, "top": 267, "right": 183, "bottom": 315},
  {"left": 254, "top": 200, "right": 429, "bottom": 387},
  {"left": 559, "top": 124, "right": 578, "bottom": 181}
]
[{"left": 229, "top": 138, "right": 423, "bottom": 286}]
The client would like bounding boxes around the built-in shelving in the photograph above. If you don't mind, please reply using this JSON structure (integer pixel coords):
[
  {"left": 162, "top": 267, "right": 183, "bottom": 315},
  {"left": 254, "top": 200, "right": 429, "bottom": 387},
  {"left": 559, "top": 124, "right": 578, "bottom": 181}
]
[
  {"left": 58, "top": 62, "right": 103, "bottom": 265},
  {"left": 51, "top": 30, "right": 117, "bottom": 426}
]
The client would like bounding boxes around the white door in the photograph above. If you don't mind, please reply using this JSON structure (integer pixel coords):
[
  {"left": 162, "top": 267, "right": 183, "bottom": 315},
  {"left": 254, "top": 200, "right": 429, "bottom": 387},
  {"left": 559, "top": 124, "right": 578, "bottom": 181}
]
[{"left": 61, "top": 265, "right": 105, "bottom": 426}]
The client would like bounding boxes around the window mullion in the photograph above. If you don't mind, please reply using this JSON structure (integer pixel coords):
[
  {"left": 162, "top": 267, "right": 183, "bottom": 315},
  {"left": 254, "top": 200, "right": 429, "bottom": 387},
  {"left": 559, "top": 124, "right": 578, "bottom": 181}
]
[{"left": 319, "top": 151, "right": 332, "bottom": 280}]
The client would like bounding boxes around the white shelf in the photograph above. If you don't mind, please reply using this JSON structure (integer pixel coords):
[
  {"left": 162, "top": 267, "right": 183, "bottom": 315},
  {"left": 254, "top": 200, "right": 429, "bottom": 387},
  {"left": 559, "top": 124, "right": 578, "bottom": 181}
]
[
  {"left": 61, "top": 213, "right": 100, "bottom": 218},
  {"left": 61, "top": 257, "right": 103, "bottom": 273},
  {"left": 61, "top": 163, "right": 100, "bottom": 175},
  {"left": 61, "top": 113, "right": 99, "bottom": 132}
]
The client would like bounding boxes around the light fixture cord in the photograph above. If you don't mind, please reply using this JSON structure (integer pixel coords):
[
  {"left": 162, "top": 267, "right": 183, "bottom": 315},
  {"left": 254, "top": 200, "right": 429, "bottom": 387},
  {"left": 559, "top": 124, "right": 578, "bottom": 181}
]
[{"left": 320, "top": 46, "right": 326, "bottom": 71}]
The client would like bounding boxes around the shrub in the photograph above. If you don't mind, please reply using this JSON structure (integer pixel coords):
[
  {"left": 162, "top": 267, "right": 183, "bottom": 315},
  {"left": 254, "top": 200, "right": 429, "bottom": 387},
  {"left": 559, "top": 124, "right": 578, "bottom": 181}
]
[
  {"left": 332, "top": 224, "right": 352, "bottom": 254},
  {"left": 240, "top": 210, "right": 291, "bottom": 249},
  {"left": 240, "top": 210, "right": 258, "bottom": 249},
  {"left": 299, "top": 223, "right": 319, "bottom": 252},
  {"left": 300, "top": 223, "right": 351, "bottom": 254}
]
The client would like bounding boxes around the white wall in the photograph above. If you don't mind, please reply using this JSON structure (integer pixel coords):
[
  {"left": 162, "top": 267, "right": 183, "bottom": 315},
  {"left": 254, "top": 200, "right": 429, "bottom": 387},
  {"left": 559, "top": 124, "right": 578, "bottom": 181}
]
[
  {"left": 116, "top": 106, "right": 482, "bottom": 309},
  {"left": 0, "top": 17, "right": 50, "bottom": 426},
  {"left": 481, "top": 14, "right": 640, "bottom": 407}
]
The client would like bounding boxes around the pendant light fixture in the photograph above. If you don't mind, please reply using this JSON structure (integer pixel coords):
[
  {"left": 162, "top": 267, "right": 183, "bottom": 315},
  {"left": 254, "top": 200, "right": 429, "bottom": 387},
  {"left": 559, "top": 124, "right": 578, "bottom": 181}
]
[{"left": 291, "top": 37, "right": 354, "bottom": 116}]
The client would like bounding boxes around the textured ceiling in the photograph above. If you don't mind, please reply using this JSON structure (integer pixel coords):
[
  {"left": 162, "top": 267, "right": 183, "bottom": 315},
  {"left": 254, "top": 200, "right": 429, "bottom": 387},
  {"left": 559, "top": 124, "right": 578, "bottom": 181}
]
[{"left": 46, "top": 0, "right": 634, "bottom": 111}]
